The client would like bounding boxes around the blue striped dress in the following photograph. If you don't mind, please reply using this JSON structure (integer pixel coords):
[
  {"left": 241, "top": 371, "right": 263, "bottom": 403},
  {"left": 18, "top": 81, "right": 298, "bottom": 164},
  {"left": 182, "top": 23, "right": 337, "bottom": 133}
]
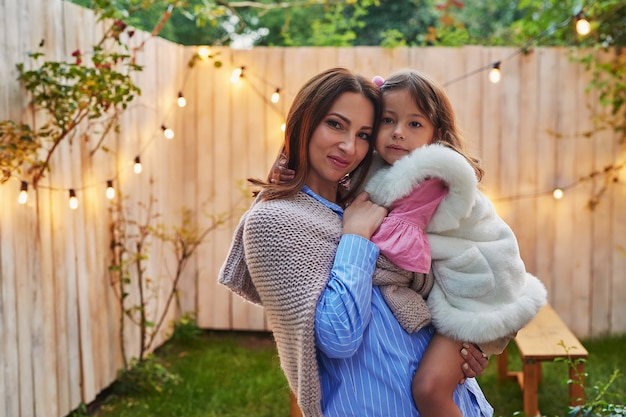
[{"left": 307, "top": 188, "right": 494, "bottom": 417}]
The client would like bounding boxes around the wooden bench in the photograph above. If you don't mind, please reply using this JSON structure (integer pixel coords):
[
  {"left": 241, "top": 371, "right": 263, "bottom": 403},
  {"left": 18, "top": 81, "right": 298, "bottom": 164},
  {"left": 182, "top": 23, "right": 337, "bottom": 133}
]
[{"left": 497, "top": 304, "right": 589, "bottom": 417}]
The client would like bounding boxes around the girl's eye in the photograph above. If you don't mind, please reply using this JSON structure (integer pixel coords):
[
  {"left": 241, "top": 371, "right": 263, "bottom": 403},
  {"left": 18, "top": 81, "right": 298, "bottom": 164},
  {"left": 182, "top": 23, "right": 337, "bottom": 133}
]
[
  {"left": 382, "top": 117, "right": 394, "bottom": 125},
  {"left": 409, "top": 121, "right": 422, "bottom": 128}
]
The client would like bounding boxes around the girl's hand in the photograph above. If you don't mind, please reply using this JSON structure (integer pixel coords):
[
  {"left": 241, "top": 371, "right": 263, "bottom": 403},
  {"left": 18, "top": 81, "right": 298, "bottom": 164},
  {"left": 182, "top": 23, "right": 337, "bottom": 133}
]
[
  {"left": 343, "top": 192, "right": 387, "bottom": 240},
  {"left": 459, "top": 343, "right": 489, "bottom": 383},
  {"left": 269, "top": 154, "right": 295, "bottom": 184}
]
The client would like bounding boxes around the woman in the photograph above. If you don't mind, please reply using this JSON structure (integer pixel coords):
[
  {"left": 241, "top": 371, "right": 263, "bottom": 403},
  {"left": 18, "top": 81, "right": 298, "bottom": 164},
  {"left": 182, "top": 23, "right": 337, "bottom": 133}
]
[{"left": 219, "top": 67, "right": 492, "bottom": 417}]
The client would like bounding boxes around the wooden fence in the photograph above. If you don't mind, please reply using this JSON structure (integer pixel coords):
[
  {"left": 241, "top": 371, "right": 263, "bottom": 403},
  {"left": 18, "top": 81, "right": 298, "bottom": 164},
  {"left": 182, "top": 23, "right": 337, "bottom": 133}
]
[{"left": 1, "top": 1, "right": 625, "bottom": 416}]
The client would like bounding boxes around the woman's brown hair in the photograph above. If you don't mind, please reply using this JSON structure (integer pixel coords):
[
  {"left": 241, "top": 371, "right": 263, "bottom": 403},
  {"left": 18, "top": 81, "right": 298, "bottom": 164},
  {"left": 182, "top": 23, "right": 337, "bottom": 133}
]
[{"left": 250, "top": 67, "right": 383, "bottom": 205}]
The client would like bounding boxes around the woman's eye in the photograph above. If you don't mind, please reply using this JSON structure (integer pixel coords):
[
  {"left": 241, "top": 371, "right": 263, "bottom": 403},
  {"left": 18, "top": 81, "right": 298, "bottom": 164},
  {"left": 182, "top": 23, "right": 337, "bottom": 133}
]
[
  {"left": 327, "top": 119, "right": 341, "bottom": 129},
  {"left": 357, "top": 132, "right": 371, "bottom": 140}
]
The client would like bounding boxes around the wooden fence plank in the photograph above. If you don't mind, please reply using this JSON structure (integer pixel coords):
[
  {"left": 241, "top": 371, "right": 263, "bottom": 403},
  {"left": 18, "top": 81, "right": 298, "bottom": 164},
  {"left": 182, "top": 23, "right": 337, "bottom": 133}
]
[
  {"left": 35, "top": 0, "right": 71, "bottom": 415},
  {"left": 478, "top": 47, "right": 506, "bottom": 197},
  {"left": 513, "top": 49, "right": 540, "bottom": 274},
  {"left": 534, "top": 48, "right": 560, "bottom": 299},
  {"left": 590, "top": 49, "right": 617, "bottom": 336},
  {"left": 17, "top": 0, "right": 43, "bottom": 412},
  {"left": 0, "top": 0, "right": 22, "bottom": 415},
  {"left": 611, "top": 156, "right": 626, "bottom": 334},
  {"left": 210, "top": 47, "right": 237, "bottom": 329},
  {"left": 0, "top": 168, "right": 21, "bottom": 417},
  {"left": 178, "top": 46, "right": 199, "bottom": 319},
  {"left": 496, "top": 51, "right": 522, "bottom": 231},
  {"left": 552, "top": 47, "right": 580, "bottom": 325},
  {"left": 195, "top": 46, "right": 222, "bottom": 330},
  {"left": 452, "top": 46, "right": 483, "bottom": 159},
  {"left": 569, "top": 48, "right": 595, "bottom": 337}
]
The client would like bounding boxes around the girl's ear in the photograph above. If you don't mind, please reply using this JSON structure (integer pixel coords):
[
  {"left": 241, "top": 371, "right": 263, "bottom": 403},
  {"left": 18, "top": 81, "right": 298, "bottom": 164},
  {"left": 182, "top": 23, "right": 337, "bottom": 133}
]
[{"left": 435, "top": 127, "right": 446, "bottom": 142}]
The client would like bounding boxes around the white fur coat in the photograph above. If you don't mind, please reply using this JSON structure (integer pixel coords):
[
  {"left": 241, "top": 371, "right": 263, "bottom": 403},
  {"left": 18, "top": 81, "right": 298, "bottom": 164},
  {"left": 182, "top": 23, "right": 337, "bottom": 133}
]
[{"left": 365, "top": 144, "right": 547, "bottom": 343}]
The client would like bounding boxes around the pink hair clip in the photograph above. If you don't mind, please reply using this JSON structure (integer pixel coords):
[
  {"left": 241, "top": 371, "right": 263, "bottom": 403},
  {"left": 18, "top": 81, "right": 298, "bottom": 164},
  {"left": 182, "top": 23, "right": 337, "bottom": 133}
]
[{"left": 372, "top": 75, "right": 385, "bottom": 87}]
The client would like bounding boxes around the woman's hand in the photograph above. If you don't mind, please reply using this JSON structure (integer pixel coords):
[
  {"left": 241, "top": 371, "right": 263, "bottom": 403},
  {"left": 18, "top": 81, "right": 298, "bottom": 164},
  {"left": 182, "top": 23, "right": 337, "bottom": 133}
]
[
  {"left": 459, "top": 343, "right": 489, "bottom": 383},
  {"left": 343, "top": 192, "right": 387, "bottom": 240}
]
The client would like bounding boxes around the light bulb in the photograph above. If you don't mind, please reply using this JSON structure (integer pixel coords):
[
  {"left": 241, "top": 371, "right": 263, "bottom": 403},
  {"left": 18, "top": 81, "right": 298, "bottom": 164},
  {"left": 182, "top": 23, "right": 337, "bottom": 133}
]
[
  {"left": 162, "top": 125, "right": 174, "bottom": 139},
  {"left": 134, "top": 156, "right": 142, "bottom": 174},
  {"left": 489, "top": 62, "right": 501, "bottom": 84},
  {"left": 575, "top": 16, "right": 591, "bottom": 36},
  {"left": 552, "top": 188, "right": 564, "bottom": 199},
  {"left": 18, "top": 181, "right": 28, "bottom": 204},
  {"left": 197, "top": 47, "right": 210, "bottom": 60},
  {"left": 231, "top": 67, "right": 244, "bottom": 83},
  {"left": 271, "top": 89, "right": 280, "bottom": 103},
  {"left": 69, "top": 189, "right": 79, "bottom": 210},
  {"left": 106, "top": 180, "right": 115, "bottom": 200},
  {"left": 177, "top": 92, "right": 186, "bottom": 108}
]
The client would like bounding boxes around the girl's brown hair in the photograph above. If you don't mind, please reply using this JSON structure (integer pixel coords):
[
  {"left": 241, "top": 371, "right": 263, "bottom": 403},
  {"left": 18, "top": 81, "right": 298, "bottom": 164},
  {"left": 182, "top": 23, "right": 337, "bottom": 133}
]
[
  {"left": 381, "top": 69, "right": 484, "bottom": 180},
  {"left": 251, "top": 67, "right": 383, "bottom": 204}
]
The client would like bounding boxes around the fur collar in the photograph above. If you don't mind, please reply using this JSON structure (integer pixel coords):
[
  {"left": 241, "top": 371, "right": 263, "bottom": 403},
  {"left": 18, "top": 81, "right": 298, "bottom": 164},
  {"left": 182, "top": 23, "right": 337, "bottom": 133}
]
[{"left": 365, "top": 144, "right": 479, "bottom": 233}]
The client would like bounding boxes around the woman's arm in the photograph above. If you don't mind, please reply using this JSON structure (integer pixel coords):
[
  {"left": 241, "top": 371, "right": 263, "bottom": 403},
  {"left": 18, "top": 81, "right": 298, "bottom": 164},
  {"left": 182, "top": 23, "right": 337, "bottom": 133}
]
[
  {"left": 315, "top": 234, "right": 378, "bottom": 358},
  {"left": 315, "top": 193, "right": 387, "bottom": 358}
]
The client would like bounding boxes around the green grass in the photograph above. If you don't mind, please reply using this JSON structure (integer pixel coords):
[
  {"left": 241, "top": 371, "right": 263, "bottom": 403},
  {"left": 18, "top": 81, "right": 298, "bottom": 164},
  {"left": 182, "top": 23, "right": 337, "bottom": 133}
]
[
  {"left": 91, "top": 331, "right": 291, "bottom": 417},
  {"left": 88, "top": 331, "right": 626, "bottom": 417}
]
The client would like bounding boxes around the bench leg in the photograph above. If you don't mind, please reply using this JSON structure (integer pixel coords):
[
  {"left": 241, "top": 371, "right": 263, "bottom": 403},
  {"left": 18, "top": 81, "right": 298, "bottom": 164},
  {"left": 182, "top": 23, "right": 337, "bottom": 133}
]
[
  {"left": 523, "top": 360, "right": 541, "bottom": 417},
  {"left": 569, "top": 362, "right": 586, "bottom": 407},
  {"left": 497, "top": 347, "right": 509, "bottom": 381}
]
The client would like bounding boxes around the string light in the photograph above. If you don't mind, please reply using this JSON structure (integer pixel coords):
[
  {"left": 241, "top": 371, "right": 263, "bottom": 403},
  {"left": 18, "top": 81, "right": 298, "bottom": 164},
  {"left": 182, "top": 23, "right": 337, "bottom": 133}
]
[
  {"left": 575, "top": 12, "right": 591, "bottom": 36},
  {"left": 177, "top": 92, "right": 186, "bottom": 108},
  {"left": 489, "top": 62, "right": 502, "bottom": 84},
  {"left": 16, "top": 3, "right": 601, "bottom": 212},
  {"left": 197, "top": 47, "right": 210, "bottom": 60},
  {"left": 134, "top": 156, "right": 142, "bottom": 174},
  {"left": 230, "top": 66, "right": 244, "bottom": 83},
  {"left": 271, "top": 88, "right": 280, "bottom": 103},
  {"left": 69, "top": 189, "right": 79, "bottom": 209},
  {"left": 161, "top": 124, "right": 174, "bottom": 139},
  {"left": 106, "top": 180, "right": 115, "bottom": 199},
  {"left": 18, "top": 181, "right": 28, "bottom": 204}
]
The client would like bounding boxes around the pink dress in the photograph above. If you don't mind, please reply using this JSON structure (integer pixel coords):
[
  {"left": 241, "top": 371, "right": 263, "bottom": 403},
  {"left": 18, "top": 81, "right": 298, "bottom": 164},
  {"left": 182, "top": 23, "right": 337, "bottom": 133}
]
[{"left": 370, "top": 178, "right": 448, "bottom": 273}]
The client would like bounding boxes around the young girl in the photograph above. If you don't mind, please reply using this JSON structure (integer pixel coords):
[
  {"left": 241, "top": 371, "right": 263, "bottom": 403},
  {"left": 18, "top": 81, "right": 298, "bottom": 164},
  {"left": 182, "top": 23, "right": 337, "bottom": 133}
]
[{"left": 364, "top": 69, "right": 548, "bottom": 417}]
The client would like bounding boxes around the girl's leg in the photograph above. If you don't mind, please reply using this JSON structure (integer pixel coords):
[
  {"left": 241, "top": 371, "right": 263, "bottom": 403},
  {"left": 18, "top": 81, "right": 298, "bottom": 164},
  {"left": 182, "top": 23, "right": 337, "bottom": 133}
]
[{"left": 412, "top": 333, "right": 464, "bottom": 417}]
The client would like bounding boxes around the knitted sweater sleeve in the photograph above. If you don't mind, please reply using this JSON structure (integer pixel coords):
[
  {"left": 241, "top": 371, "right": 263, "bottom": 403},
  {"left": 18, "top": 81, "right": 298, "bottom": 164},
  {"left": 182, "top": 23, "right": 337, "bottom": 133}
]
[
  {"left": 242, "top": 193, "right": 343, "bottom": 417},
  {"left": 218, "top": 207, "right": 262, "bottom": 304}
]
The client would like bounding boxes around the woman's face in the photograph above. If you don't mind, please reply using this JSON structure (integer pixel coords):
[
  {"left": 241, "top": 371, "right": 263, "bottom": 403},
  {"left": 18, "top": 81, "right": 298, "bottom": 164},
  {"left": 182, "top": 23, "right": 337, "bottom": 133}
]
[
  {"left": 376, "top": 89, "right": 436, "bottom": 165},
  {"left": 306, "top": 92, "right": 374, "bottom": 201}
]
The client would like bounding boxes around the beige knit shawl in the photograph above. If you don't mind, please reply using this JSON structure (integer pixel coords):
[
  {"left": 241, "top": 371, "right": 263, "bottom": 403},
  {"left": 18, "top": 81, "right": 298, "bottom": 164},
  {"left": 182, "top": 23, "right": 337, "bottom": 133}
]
[
  {"left": 373, "top": 256, "right": 434, "bottom": 332},
  {"left": 220, "top": 191, "right": 342, "bottom": 417}
]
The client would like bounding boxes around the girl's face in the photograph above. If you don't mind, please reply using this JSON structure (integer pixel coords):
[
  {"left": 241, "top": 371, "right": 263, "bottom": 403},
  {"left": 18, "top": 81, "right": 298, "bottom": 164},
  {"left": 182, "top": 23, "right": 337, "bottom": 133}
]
[
  {"left": 306, "top": 92, "right": 374, "bottom": 202},
  {"left": 376, "top": 89, "right": 436, "bottom": 165}
]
